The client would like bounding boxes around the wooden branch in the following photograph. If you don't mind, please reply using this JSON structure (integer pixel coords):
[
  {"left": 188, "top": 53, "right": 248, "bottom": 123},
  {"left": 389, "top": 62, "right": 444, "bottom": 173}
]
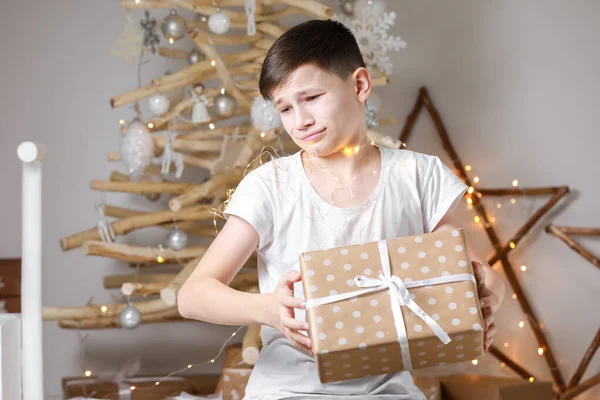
[
  {"left": 121, "top": 282, "right": 165, "bottom": 296},
  {"left": 478, "top": 187, "right": 567, "bottom": 196},
  {"left": 158, "top": 47, "right": 189, "bottom": 60},
  {"left": 169, "top": 172, "right": 241, "bottom": 212},
  {"left": 560, "top": 373, "right": 600, "bottom": 400},
  {"left": 43, "top": 298, "right": 169, "bottom": 321},
  {"left": 546, "top": 225, "right": 600, "bottom": 269},
  {"left": 242, "top": 324, "right": 261, "bottom": 365},
  {"left": 488, "top": 345, "right": 537, "bottom": 380},
  {"left": 60, "top": 205, "right": 212, "bottom": 251},
  {"left": 160, "top": 256, "right": 203, "bottom": 306},
  {"left": 84, "top": 241, "right": 209, "bottom": 263},
  {"left": 253, "top": 38, "right": 276, "bottom": 51},
  {"left": 179, "top": 124, "right": 252, "bottom": 140},
  {"left": 57, "top": 307, "right": 182, "bottom": 329},
  {"left": 91, "top": 180, "right": 198, "bottom": 195},
  {"left": 153, "top": 136, "right": 225, "bottom": 153},
  {"left": 487, "top": 187, "right": 570, "bottom": 266},
  {"left": 277, "top": 0, "right": 332, "bottom": 19},
  {"left": 551, "top": 227, "right": 600, "bottom": 236},
  {"left": 256, "top": 22, "right": 286, "bottom": 38},
  {"left": 104, "top": 273, "right": 176, "bottom": 289},
  {"left": 567, "top": 327, "right": 600, "bottom": 389}
]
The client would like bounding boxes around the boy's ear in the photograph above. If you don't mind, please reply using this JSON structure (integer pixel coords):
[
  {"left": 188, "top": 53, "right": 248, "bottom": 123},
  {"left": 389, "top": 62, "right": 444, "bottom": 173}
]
[{"left": 353, "top": 67, "right": 372, "bottom": 103}]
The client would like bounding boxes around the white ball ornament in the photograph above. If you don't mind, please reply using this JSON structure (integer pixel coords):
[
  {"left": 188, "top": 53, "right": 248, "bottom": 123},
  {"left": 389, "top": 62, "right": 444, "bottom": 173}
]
[
  {"left": 148, "top": 92, "right": 170, "bottom": 116},
  {"left": 120, "top": 120, "right": 154, "bottom": 179},
  {"left": 208, "top": 8, "right": 231, "bottom": 35},
  {"left": 251, "top": 97, "right": 281, "bottom": 131}
]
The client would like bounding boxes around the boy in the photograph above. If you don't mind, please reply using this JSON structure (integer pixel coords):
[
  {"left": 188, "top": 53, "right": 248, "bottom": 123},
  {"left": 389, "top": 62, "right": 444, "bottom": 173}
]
[{"left": 178, "top": 20, "right": 504, "bottom": 399}]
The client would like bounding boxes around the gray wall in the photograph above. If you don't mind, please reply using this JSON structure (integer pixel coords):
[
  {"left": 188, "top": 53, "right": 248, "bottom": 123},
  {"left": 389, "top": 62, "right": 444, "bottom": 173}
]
[{"left": 0, "top": 0, "right": 598, "bottom": 398}]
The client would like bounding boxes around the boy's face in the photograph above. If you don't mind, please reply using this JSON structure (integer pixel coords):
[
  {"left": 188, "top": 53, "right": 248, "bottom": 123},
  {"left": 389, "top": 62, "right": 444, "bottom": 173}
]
[{"left": 271, "top": 64, "right": 369, "bottom": 156}]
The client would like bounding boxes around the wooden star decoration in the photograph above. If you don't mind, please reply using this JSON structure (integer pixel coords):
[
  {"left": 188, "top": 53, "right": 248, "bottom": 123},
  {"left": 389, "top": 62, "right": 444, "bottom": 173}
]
[
  {"left": 545, "top": 224, "right": 600, "bottom": 399},
  {"left": 398, "top": 87, "right": 573, "bottom": 397}
]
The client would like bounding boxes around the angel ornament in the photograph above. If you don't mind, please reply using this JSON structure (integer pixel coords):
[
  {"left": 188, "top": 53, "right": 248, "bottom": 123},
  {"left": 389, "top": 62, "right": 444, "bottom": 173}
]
[{"left": 190, "top": 83, "right": 211, "bottom": 124}]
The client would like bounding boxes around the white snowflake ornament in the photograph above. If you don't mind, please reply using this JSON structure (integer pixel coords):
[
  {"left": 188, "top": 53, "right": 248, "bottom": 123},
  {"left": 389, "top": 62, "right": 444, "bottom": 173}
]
[{"left": 333, "top": 0, "right": 407, "bottom": 75}]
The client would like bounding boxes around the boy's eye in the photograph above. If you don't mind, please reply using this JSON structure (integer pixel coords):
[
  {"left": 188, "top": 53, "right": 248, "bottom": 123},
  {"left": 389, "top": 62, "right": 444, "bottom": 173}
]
[
  {"left": 280, "top": 107, "right": 291, "bottom": 113},
  {"left": 306, "top": 94, "right": 321, "bottom": 102}
]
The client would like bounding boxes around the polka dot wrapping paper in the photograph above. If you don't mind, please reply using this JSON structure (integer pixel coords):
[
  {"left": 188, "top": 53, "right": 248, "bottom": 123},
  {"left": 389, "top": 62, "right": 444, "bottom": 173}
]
[
  {"left": 220, "top": 367, "right": 251, "bottom": 400},
  {"left": 299, "top": 228, "right": 485, "bottom": 383}
]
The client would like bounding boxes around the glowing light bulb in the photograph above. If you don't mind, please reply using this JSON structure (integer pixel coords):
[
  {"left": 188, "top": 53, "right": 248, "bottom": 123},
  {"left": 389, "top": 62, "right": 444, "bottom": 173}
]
[
  {"left": 147, "top": 122, "right": 154, "bottom": 129},
  {"left": 474, "top": 177, "right": 479, "bottom": 183},
  {"left": 260, "top": 132, "right": 266, "bottom": 138},
  {"left": 521, "top": 265, "right": 527, "bottom": 272},
  {"left": 491, "top": 217, "right": 496, "bottom": 223},
  {"left": 529, "top": 377, "right": 535, "bottom": 383},
  {"left": 538, "top": 347, "right": 544, "bottom": 355},
  {"left": 467, "top": 198, "right": 473, "bottom": 205},
  {"left": 512, "top": 180, "right": 519, "bottom": 187},
  {"left": 155, "top": 381, "right": 160, "bottom": 385},
  {"left": 157, "top": 255, "right": 165, "bottom": 263},
  {"left": 509, "top": 242, "right": 516, "bottom": 249},
  {"left": 130, "top": 385, "right": 136, "bottom": 390},
  {"left": 210, "top": 359, "right": 215, "bottom": 363},
  {"left": 343, "top": 147, "right": 353, "bottom": 156},
  {"left": 519, "top": 321, "right": 525, "bottom": 328},
  {"left": 354, "top": 145, "right": 360, "bottom": 153},
  {"left": 512, "top": 294, "right": 517, "bottom": 300},
  {"left": 169, "top": 38, "right": 174, "bottom": 44},
  {"left": 465, "top": 165, "right": 472, "bottom": 171},
  {"left": 511, "top": 198, "right": 516, "bottom": 204},
  {"left": 209, "top": 123, "right": 215, "bottom": 129},
  {"left": 100, "top": 305, "right": 108, "bottom": 313},
  {"left": 474, "top": 216, "right": 480, "bottom": 223},
  {"left": 497, "top": 203, "right": 502, "bottom": 209},
  {"left": 477, "top": 192, "right": 482, "bottom": 198},
  {"left": 467, "top": 187, "right": 474, "bottom": 194},
  {"left": 500, "top": 362, "right": 506, "bottom": 368},
  {"left": 85, "top": 370, "right": 92, "bottom": 377},
  {"left": 188, "top": 364, "right": 192, "bottom": 368},
  {"left": 119, "top": 119, "right": 125, "bottom": 125},
  {"left": 211, "top": 60, "right": 216, "bottom": 66},
  {"left": 504, "top": 342, "right": 509, "bottom": 348},
  {"left": 135, "top": 0, "right": 140, "bottom": 3},
  {"left": 472, "top": 359, "right": 478, "bottom": 365}
]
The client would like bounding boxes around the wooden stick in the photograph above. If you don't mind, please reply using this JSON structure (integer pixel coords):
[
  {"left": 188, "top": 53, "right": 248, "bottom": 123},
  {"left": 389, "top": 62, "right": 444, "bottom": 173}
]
[
  {"left": 478, "top": 187, "right": 568, "bottom": 196},
  {"left": 567, "top": 327, "right": 600, "bottom": 390},
  {"left": 57, "top": 307, "right": 182, "bottom": 329},
  {"left": 104, "top": 273, "right": 176, "bottom": 289},
  {"left": 43, "top": 298, "right": 169, "bottom": 321},
  {"left": 242, "top": 324, "right": 262, "bottom": 365},
  {"left": 90, "top": 180, "right": 198, "bottom": 195},
  {"left": 121, "top": 282, "right": 165, "bottom": 296},
  {"left": 488, "top": 345, "right": 537, "bottom": 380},
  {"left": 551, "top": 226, "right": 600, "bottom": 236},
  {"left": 179, "top": 125, "right": 252, "bottom": 140},
  {"left": 154, "top": 136, "right": 225, "bottom": 153},
  {"left": 560, "top": 373, "right": 600, "bottom": 400},
  {"left": 158, "top": 47, "right": 188, "bottom": 60},
  {"left": 160, "top": 256, "right": 203, "bottom": 306},
  {"left": 169, "top": 172, "right": 242, "bottom": 212},
  {"left": 256, "top": 22, "right": 286, "bottom": 38},
  {"left": 487, "top": 187, "right": 570, "bottom": 266},
  {"left": 277, "top": 0, "right": 332, "bottom": 19},
  {"left": 546, "top": 225, "right": 600, "bottom": 269},
  {"left": 60, "top": 205, "right": 212, "bottom": 251},
  {"left": 84, "top": 241, "right": 208, "bottom": 263}
]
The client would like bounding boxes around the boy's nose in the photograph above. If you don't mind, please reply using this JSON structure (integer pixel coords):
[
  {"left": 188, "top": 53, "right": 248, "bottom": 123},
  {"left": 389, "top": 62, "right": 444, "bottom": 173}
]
[{"left": 294, "top": 109, "right": 315, "bottom": 131}]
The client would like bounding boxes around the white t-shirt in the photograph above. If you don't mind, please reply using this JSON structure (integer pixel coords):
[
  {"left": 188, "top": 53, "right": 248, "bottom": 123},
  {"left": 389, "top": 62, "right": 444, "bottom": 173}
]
[{"left": 223, "top": 146, "right": 467, "bottom": 399}]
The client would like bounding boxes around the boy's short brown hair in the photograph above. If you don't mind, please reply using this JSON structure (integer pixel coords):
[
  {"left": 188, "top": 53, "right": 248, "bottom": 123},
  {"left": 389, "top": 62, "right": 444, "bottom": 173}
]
[{"left": 259, "top": 19, "right": 366, "bottom": 101}]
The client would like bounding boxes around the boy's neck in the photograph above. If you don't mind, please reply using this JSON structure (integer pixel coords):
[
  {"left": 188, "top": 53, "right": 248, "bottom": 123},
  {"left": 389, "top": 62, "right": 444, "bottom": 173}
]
[{"left": 301, "top": 134, "right": 381, "bottom": 183}]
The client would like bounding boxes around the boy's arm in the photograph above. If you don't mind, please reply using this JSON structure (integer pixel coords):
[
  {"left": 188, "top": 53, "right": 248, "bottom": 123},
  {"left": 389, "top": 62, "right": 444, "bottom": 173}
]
[
  {"left": 177, "top": 215, "right": 270, "bottom": 326},
  {"left": 433, "top": 212, "right": 505, "bottom": 351}
]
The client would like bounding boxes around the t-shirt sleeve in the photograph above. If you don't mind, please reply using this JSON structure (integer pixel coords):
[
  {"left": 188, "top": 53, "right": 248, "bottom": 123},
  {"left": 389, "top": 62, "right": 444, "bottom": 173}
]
[
  {"left": 420, "top": 155, "right": 468, "bottom": 233},
  {"left": 223, "top": 172, "right": 275, "bottom": 250}
]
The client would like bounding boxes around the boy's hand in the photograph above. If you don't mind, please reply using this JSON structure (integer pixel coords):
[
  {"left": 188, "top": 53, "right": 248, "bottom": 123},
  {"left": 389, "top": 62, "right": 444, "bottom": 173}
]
[
  {"left": 265, "top": 270, "right": 312, "bottom": 354},
  {"left": 473, "top": 261, "right": 500, "bottom": 351}
]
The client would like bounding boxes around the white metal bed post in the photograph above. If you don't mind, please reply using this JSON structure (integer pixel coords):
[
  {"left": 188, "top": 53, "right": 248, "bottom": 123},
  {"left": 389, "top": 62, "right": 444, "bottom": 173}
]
[{"left": 17, "top": 142, "right": 47, "bottom": 399}]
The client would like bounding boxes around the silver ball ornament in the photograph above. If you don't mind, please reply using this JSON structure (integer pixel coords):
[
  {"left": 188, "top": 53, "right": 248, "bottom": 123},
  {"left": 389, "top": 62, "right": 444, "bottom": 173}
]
[
  {"left": 213, "top": 93, "right": 237, "bottom": 118},
  {"left": 188, "top": 49, "right": 202, "bottom": 65},
  {"left": 251, "top": 97, "right": 281, "bottom": 131},
  {"left": 339, "top": 0, "right": 356, "bottom": 16},
  {"left": 119, "top": 305, "right": 141, "bottom": 329},
  {"left": 120, "top": 120, "right": 154, "bottom": 179},
  {"left": 166, "top": 227, "right": 188, "bottom": 251},
  {"left": 161, "top": 10, "right": 188, "bottom": 42},
  {"left": 208, "top": 8, "right": 230, "bottom": 35},
  {"left": 148, "top": 92, "right": 170, "bottom": 116}
]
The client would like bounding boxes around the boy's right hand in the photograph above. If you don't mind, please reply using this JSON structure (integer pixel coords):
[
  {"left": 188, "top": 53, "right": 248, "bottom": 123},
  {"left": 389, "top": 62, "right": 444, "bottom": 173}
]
[{"left": 265, "top": 270, "right": 312, "bottom": 354}]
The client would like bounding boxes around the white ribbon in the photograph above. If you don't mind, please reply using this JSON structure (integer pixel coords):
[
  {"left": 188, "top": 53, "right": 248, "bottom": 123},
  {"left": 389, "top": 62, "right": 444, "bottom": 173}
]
[{"left": 305, "top": 240, "right": 476, "bottom": 370}]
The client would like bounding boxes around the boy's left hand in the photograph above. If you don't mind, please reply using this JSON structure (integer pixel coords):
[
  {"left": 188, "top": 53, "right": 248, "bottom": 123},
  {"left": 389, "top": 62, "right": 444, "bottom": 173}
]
[{"left": 473, "top": 261, "right": 500, "bottom": 351}]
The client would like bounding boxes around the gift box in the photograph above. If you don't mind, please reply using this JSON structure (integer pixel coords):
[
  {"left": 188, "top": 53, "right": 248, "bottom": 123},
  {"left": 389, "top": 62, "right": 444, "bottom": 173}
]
[
  {"left": 439, "top": 374, "right": 554, "bottom": 400},
  {"left": 215, "top": 344, "right": 252, "bottom": 395},
  {"left": 299, "top": 228, "right": 484, "bottom": 383},
  {"left": 220, "top": 368, "right": 252, "bottom": 400},
  {"left": 62, "top": 374, "right": 219, "bottom": 399}
]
